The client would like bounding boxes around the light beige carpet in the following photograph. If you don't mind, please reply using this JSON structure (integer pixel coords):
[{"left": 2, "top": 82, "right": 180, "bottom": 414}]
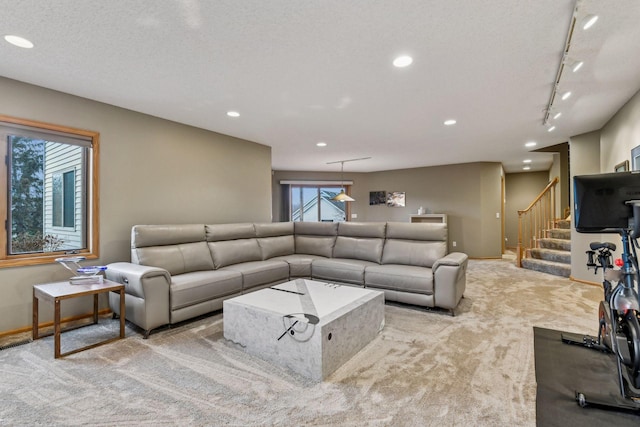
[{"left": 0, "top": 259, "right": 602, "bottom": 426}]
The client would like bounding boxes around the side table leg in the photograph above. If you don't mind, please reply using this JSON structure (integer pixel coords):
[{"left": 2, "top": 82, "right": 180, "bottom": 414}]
[
  {"left": 32, "top": 290, "right": 39, "bottom": 340},
  {"left": 93, "top": 294, "right": 99, "bottom": 324},
  {"left": 119, "top": 289, "right": 125, "bottom": 338},
  {"left": 54, "top": 299, "right": 61, "bottom": 358}
]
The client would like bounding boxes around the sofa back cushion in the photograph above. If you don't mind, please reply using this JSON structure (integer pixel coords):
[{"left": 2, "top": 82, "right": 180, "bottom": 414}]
[
  {"left": 205, "top": 223, "right": 262, "bottom": 268},
  {"left": 205, "top": 223, "right": 256, "bottom": 242},
  {"left": 136, "top": 242, "right": 214, "bottom": 276},
  {"left": 255, "top": 222, "right": 294, "bottom": 260},
  {"left": 130, "top": 225, "right": 213, "bottom": 275},
  {"left": 381, "top": 222, "right": 448, "bottom": 268},
  {"left": 333, "top": 222, "right": 386, "bottom": 263},
  {"left": 294, "top": 222, "right": 338, "bottom": 258},
  {"left": 132, "top": 224, "right": 205, "bottom": 248},
  {"left": 208, "top": 239, "right": 263, "bottom": 268}
]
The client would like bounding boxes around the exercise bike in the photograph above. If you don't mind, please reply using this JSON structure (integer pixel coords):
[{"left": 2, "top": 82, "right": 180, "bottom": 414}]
[{"left": 562, "top": 200, "right": 640, "bottom": 410}]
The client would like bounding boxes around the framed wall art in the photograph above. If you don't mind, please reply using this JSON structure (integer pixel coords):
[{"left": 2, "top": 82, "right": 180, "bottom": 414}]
[
  {"left": 615, "top": 160, "right": 629, "bottom": 172},
  {"left": 369, "top": 191, "right": 386, "bottom": 205},
  {"left": 386, "top": 191, "right": 406, "bottom": 207},
  {"left": 632, "top": 145, "right": 640, "bottom": 171}
]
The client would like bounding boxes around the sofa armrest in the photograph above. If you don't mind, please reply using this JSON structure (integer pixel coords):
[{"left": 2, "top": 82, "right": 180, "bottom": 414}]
[
  {"left": 432, "top": 252, "right": 468, "bottom": 311},
  {"left": 106, "top": 262, "right": 172, "bottom": 335}
]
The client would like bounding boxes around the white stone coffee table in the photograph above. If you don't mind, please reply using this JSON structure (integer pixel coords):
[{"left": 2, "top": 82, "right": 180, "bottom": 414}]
[{"left": 223, "top": 279, "right": 385, "bottom": 381}]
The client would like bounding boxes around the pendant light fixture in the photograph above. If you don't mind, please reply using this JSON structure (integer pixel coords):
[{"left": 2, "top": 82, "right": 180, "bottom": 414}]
[{"left": 327, "top": 157, "right": 371, "bottom": 202}]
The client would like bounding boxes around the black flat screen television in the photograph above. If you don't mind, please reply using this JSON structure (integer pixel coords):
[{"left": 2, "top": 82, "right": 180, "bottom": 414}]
[{"left": 574, "top": 171, "right": 640, "bottom": 233}]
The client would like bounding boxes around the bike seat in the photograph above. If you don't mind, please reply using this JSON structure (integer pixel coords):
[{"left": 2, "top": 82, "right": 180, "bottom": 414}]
[{"left": 589, "top": 242, "right": 616, "bottom": 251}]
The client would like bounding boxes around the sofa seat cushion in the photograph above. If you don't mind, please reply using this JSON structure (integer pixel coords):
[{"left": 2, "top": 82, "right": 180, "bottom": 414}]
[
  {"left": 221, "top": 259, "right": 290, "bottom": 291},
  {"left": 171, "top": 270, "right": 242, "bottom": 311},
  {"left": 271, "top": 254, "right": 327, "bottom": 278},
  {"left": 311, "top": 258, "right": 377, "bottom": 285},
  {"left": 365, "top": 264, "right": 434, "bottom": 295}
]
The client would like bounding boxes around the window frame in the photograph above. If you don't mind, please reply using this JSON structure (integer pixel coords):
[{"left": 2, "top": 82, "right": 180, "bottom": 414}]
[{"left": 0, "top": 114, "right": 99, "bottom": 268}]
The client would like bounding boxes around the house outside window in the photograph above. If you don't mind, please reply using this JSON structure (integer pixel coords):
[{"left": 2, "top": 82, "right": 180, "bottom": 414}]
[
  {"left": 290, "top": 185, "right": 349, "bottom": 222},
  {"left": 0, "top": 115, "right": 99, "bottom": 267}
]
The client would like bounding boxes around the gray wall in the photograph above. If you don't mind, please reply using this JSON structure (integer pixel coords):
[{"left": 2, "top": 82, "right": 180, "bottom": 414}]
[
  {"left": 273, "top": 162, "right": 504, "bottom": 258},
  {"left": 0, "top": 77, "right": 273, "bottom": 333},
  {"left": 504, "top": 171, "right": 550, "bottom": 249}
]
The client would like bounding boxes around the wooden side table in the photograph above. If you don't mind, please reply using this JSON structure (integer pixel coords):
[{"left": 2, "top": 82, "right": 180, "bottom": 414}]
[{"left": 32, "top": 279, "right": 125, "bottom": 358}]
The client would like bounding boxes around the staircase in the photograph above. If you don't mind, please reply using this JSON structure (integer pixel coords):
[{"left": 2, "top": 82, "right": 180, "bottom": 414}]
[{"left": 520, "top": 218, "right": 571, "bottom": 277}]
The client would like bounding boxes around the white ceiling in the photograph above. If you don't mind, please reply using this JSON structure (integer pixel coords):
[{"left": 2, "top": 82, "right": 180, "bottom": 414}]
[{"left": 2, "top": 1, "right": 640, "bottom": 173}]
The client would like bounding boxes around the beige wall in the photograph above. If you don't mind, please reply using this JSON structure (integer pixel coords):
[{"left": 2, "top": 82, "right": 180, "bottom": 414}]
[
  {"left": 600, "top": 89, "right": 640, "bottom": 172},
  {"left": 0, "top": 77, "right": 273, "bottom": 333},
  {"left": 569, "top": 88, "right": 640, "bottom": 282},
  {"left": 273, "top": 162, "right": 504, "bottom": 258},
  {"left": 569, "top": 130, "right": 602, "bottom": 282},
  {"left": 504, "top": 171, "right": 549, "bottom": 249}
]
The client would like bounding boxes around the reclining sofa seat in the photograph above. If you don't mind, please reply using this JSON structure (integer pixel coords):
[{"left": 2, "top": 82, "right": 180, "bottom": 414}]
[
  {"left": 312, "top": 222, "right": 386, "bottom": 285},
  {"left": 107, "top": 221, "right": 467, "bottom": 338}
]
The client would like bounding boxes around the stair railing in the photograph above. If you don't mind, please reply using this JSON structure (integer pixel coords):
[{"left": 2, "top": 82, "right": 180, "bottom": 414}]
[{"left": 516, "top": 177, "right": 559, "bottom": 267}]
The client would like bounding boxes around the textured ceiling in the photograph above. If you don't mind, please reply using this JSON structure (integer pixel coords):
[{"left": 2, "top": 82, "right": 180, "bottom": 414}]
[{"left": 1, "top": 0, "right": 640, "bottom": 173}]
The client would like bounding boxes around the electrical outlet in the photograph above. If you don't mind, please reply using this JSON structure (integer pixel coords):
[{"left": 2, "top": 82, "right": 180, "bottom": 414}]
[
  {"left": 452, "top": 241, "right": 457, "bottom": 247},
  {"left": 351, "top": 213, "right": 358, "bottom": 219},
  {"left": 496, "top": 212, "right": 500, "bottom": 219}
]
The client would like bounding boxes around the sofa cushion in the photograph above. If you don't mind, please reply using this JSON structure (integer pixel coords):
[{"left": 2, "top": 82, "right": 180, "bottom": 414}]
[
  {"left": 271, "top": 254, "right": 327, "bottom": 278},
  {"left": 333, "top": 236, "right": 384, "bottom": 263},
  {"left": 295, "top": 235, "right": 336, "bottom": 258},
  {"left": 206, "top": 223, "right": 256, "bottom": 241},
  {"left": 365, "top": 264, "right": 434, "bottom": 295},
  {"left": 258, "top": 235, "right": 295, "bottom": 260},
  {"left": 294, "top": 221, "right": 338, "bottom": 236},
  {"left": 337, "top": 221, "right": 386, "bottom": 238},
  {"left": 132, "top": 224, "right": 205, "bottom": 248},
  {"left": 311, "top": 258, "right": 377, "bottom": 285},
  {"left": 208, "top": 239, "right": 262, "bottom": 269},
  {"left": 222, "top": 260, "right": 290, "bottom": 291},
  {"left": 255, "top": 222, "right": 294, "bottom": 237},
  {"left": 385, "top": 222, "right": 447, "bottom": 241},
  {"left": 135, "top": 241, "right": 214, "bottom": 276},
  {"left": 381, "top": 239, "right": 446, "bottom": 268},
  {"left": 170, "top": 270, "right": 242, "bottom": 310}
]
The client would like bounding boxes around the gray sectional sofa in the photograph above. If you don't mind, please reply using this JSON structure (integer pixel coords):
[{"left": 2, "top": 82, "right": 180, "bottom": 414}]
[{"left": 106, "top": 221, "right": 468, "bottom": 337}]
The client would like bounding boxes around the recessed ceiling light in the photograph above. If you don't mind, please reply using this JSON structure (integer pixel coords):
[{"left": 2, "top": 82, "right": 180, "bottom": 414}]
[
  {"left": 316, "top": 142, "right": 327, "bottom": 147},
  {"left": 393, "top": 55, "right": 413, "bottom": 68},
  {"left": 582, "top": 14, "right": 598, "bottom": 30},
  {"left": 571, "top": 61, "right": 584, "bottom": 73},
  {"left": 444, "top": 119, "right": 457, "bottom": 126},
  {"left": 553, "top": 112, "right": 562, "bottom": 120},
  {"left": 523, "top": 166, "right": 531, "bottom": 171},
  {"left": 4, "top": 35, "right": 34, "bottom": 48},
  {"left": 561, "top": 91, "right": 571, "bottom": 101},
  {"left": 227, "top": 111, "right": 240, "bottom": 117},
  {"left": 525, "top": 141, "right": 537, "bottom": 148},
  {"left": 523, "top": 159, "right": 532, "bottom": 163},
  {"left": 548, "top": 126, "right": 556, "bottom": 132}
]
